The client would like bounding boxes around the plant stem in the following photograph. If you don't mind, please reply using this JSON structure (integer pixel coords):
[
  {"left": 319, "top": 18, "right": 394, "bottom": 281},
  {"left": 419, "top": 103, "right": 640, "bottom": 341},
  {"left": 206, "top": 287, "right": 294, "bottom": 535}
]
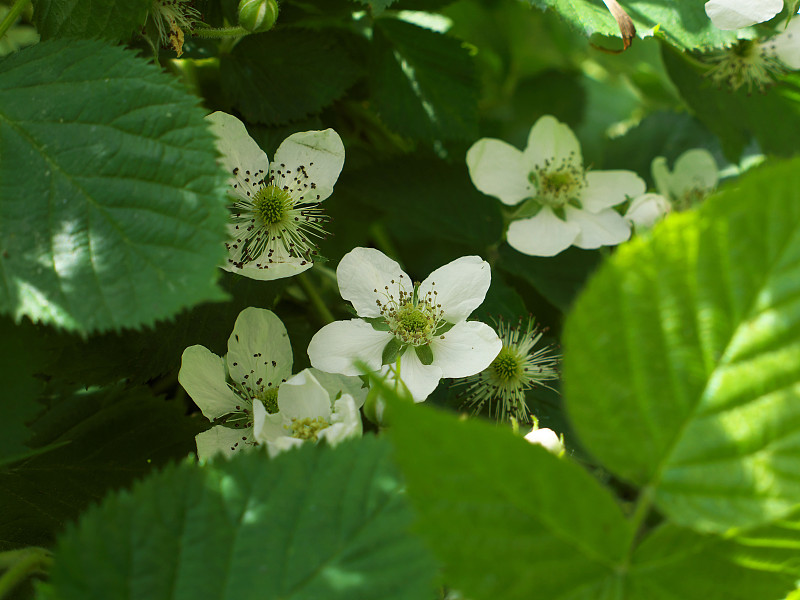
[
  {"left": 628, "top": 485, "right": 655, "bottom": 542},
  {"left": 297, "top": 272, "right": 335, "bottom": 325},
  {"left": 0, "top": 0, "right": 30, "bottom": 40},
  {"left": 0, "top": 548, "right": 52, "bottom": 599},
  {"left": 191, "top": 26, "right": 248, "bottom": 39}
]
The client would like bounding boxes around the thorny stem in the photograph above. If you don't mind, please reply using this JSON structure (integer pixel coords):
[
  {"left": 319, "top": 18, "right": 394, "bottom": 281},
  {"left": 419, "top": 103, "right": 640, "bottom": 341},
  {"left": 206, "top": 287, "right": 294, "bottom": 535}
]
[
  {"left": 296, "top": 271, "right": 335, "bottom": 325},
  {"left": 0, "top": 548, "right": 52, "bottom": 599},
  {"left": 0, "top": 0, "right": 30, "bottom": 40}
]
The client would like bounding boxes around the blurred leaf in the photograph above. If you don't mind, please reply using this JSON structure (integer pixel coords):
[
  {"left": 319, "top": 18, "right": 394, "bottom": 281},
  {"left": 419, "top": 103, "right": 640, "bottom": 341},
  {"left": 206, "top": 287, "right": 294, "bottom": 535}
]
[
  {"left": 370, "top": 18, "right": 478, "bottom": 141},
  {"left": 31, "top": 0, "right": 149, "bottom": 41},
  {"left": 0, "top": 39, "right": 229, "bottom": 333},
  {"left": 39, "top": 437, "right": 436, "bottom": 600},
  {"left": 0, "top": 385, "right": 203, "bottom": 550},
  {"left": 220, "top": 30, "right": 363, "bottom": 125},
  {"left": 564, "top": 157, "right": 800, "bottom": 532}
]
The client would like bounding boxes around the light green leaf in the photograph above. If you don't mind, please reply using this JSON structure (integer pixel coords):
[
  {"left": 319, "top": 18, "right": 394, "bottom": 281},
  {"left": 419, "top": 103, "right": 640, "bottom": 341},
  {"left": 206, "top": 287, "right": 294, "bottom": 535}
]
[
  {"left": 220, "top": 30, "right": 363, "bottom": 125},
  {"left": 370, "top": 18, "right": 478, "bottom": 141},
  {"left": 31, "top": 0, "right": 150, "bottom": 41},
  {"left": 0, "top": 39, "right": 229, "bottom": 333},
  {"left": 563, "top": 157, "right": 800, "bottom": 532},
  {"left": 525, "top": 0, "right": 740, "bottom": 50},
  {"left": 387, "top": 399, "right": 634, "bottom": 600},
  {"left": 39, "top": 437, "right": 436, "bottom": 600}
]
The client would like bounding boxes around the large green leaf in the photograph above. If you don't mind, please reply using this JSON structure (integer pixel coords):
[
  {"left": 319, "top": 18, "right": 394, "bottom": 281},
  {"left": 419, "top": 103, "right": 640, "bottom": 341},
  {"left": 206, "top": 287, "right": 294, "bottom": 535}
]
[
  {"left": 370, "top": 18, "right": 478, "bottom": 141},
  {"left": 39, "top": 437, "right": 435, "bottom": 600},
  {"left": 563, "top": 157, "right": 800, "bottom": 532},
  {"left": 0, "top": 39, "right": 229, "bottom": 333},
  {"left": 0, "top": 385, "right": 203, "bottom": 550},
  {"left": 525, "top": 0, "right": 739, "bottom": 50},
  {"left": 220, "top": 30, "right": 363, "bottom": 125},
  {"left": 387, "top": 397, "right": 800, "bottom": 600},
  {"left": 31, "top": 0, "right": 150, "bottom": 41}
]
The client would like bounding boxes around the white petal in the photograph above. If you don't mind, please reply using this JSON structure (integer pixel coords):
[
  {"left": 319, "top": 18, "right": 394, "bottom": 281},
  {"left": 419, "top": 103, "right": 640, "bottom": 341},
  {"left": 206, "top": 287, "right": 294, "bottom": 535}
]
[
  {"left": 418, "top": 256, "right": 491, "bottom": 323},
  {"left": 266, "top": 436, "right": 304, "bottom": 458},
  {"left": 705, "top": 0, "right": 781, "bottom": 29},
  {"left": 398, "top": 350, "right": 443, "bottom": 402},
  {"left": 253, "top": 402, "right": 285, "bottom": 443},
  {"left": 768, "top": 18, "right": 800, "bottom": 68},
  {"left": 195, "top": 425, "right": 254, "bottom": 461},
  {"left": 308, "top": 367, "right": 368, "bottom": 408},
  {"left": 271, "top": 129, "right": 345, "bottom": 203},
  {"left": 566, "top": 206, "right": 631, "bottom": 249},
  {"left": 582, "top": 171, "right": 646, "bottom": 213},
  {"left": 430, "top": 321, "right": 502, "bottom": 378},
  {"left": 277, "top": 369, "right": 332, "bottom": 420},
  {"left": 308, "top": 319, "right": 394, "bottom": 376},
  {"left": 319, "top": 394, "right": 363, "bottom": 446},
  {"left": 625, "top": 194, "right": 671, "bottom": 231},
  {"left": 222, "top": 224, "right": 313, "bottom": 281},
  {"left": 466, "top": 139, "right": 534, "bottom": 206},
  {"left": 226, "top": 308, "right": 293, "bottom": 393},
  {"left": 507, "top": 207, "right": 580, "bottom": 257},
  {"left": 206, "top": 111, "right": 269, "bottom": 194},
  {"left": 524, "top": 427, "right": 564, "bottom": 454},
  {"left": 672, "top": 149, "right": 719, "bottom": 193},
  {"left": 337, "top": 247, "right": 410, "bottom": 318},
  {"left": 179, "top": 345, "right": 240, "bottom": 420},
  {"left": 523, "top": 115, "right": 582, "bottom": 170}
]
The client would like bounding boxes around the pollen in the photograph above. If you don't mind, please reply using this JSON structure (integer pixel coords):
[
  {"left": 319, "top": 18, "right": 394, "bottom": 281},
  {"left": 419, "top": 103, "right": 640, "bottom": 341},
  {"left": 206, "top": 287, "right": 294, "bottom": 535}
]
[
  {"left": 288, "top": 416, "right": 330, "bottom": 441},
  {"left": 530, "top": 156, "right": 586, "bottom": 209}
]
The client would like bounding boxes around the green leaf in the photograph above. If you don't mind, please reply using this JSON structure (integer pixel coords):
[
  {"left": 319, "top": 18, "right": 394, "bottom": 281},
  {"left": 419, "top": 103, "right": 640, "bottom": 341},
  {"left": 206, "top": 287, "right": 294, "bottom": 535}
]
[
  {"left": 662, "top": 45, "right": 800, "bottom": 161},
  {"left": 31, "top": 0, "right": 150, "bottom": 41},
  {"left": 563, "top": 157, "right": 800, "bottom": 532},
  {"left": 370, "top": 18, "right": 478, "bottom": 141},
  {"left": 40, "top": 437, "right": 436, "bottom": 600},
  {"left": 0, "top": 39, "right": 229, "bottom": 333},
  {"left": 0, "top": 385, "right": 203, "bottom": 550},
  {"left": 524, "top": 0, "right": 739, "bottom": 51},
  {"left": 414, "top": 343, "right": 433, "bottom": 365},
  {"left": 352, "top": 0, "right": 399, "bottom": 14},
  {"left": 387, "top": 399, "right": 634, "bottom": 600},
  {"left": 220, "top": 30, "right": 363, "bottom": 125}
]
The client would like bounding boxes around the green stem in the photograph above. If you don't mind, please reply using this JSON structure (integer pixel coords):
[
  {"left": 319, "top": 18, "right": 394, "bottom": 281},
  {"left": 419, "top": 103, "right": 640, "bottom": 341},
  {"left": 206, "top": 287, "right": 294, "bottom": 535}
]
[
  {"left": 627, "top": 485, "right": 655, "bottom": 545},
  {"left": 0, "top": 548, "right": 52, "bottom": 598},
  {"left": 296, "top": 272, "right": 334, "bottom": 325},
  {"left": 0, "top": 0, "right": 30, "bottom": 40},
  {"left": 191, "top": 26, "right": 248, "bottom": 39}
]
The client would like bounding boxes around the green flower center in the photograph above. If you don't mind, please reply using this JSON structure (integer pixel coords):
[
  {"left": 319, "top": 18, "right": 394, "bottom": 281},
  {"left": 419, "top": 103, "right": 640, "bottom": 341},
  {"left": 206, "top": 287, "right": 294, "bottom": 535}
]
[
  {"left": 491, "top": 347, "right": 522, "bottom": 381},
  {"left": 289, "top": 416, "right": 330, "bottom": 441},
  {"left": 533, "top": 164, "right": 585, "bottom": 209},
  {"left": 258, "top": 387, "right": 280, "bottom": 414},
  {"left": 253, "top": 185, "right": 292, "bottom": 225},
  {"left": 394, "top": 302, "right": 436, "bottom": 346}
]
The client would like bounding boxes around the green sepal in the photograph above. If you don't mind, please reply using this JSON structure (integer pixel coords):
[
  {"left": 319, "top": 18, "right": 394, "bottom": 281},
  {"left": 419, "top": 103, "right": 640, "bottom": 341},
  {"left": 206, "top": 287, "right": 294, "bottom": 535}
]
[
  {"left": 364, "top": 316, "right": 391, "bottom": 331},
  {"left": 511, "top": 198, "right": 543, "bottom": 220},
  {"left": 415, "top": 344, "right": 434, "bottom": 366},
  {"left": 382, "top": 337, "right": 405, "bottom": 365},
  {"left": 434, "top": 321, "right": 455, "bottom": 336}
]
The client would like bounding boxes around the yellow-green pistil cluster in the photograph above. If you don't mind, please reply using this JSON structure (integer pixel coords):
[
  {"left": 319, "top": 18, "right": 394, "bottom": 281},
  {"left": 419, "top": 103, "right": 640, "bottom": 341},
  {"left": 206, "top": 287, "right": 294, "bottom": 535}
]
[
  {"left": 376, "top": 278, "right": 445, "bottom": 347},
  {"left": 227, "top": 164, "right": 328, "bottom": 273},
  {"left": 457, "top": 317, "right": 560, "bottom": 423},
  {"left": 517, "top": 155, "right": 586, "bottom": 219},
  {"left": 705, "top": 40, "right": 784, "bottom": 93},
  {"left": 288, "top": 416, "right": 331, "bottom": 441}
]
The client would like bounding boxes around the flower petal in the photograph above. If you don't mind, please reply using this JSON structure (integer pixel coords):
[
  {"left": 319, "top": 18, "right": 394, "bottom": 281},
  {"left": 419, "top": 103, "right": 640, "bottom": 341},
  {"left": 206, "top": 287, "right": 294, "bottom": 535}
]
[
  {"left": 226, "top": 308, "right": 293, "bottom": 394},
  {"left": 253, "top": 401, "right": 285, "bottom": 443},
  {"left": 308, "top": 319, "right": 394, "bottom": 376},
  {"left": 524, "top": 427, "right": 564, "bottom": 454},
  {"left": 222, "top": 224, "right": 313, "bottom": 281},
  {"left": 672, "top": 149, "right": 719, "bottom": 195},
  {"left": 430, "top": 320, "right": 502, "bottom": 378},
  {"left": 582, "top": 171, "right": 646, "bottom": 213},
  {"left": 179, "top": 345, "right": 240, "bottom": 420},
  {"left": 625, "top": 193, "right": 671, "bottom": 231},
  {"left": 271, "top": 129, "right": 345, "bottom": 203},
  {"left": 767, "top": 18, "right": 800, "bottom": 69},
  {"left": 266, "top": 436, "right": 304, "bottom": 458},
  {"left": 320, "top": 394, "right": 363, "bottom": 446},
  {"left": 195, "top": 425, "right": 254, "bottom": 461},
  {"left": 705, "top": 0, "right": 781, "bottom": 29},
  {"left": 308, "top": 367, "right": 368, "bottom": 408},
  {"left": 523, "top": 115, "right": 582, "bottom": 170},
  {"left": 566, "top": 206, "right": 631, "bottom": 249},
  {"left": 337, "top": 247, "right": 410, "bottom": 318},
  {"left": 466, "top": 138, "right": 534, "bottom": 206},
  {"left": 507, "top": 206, "right": 580, "bottom": 257},
  {"left": 418, "top": 256, "right": 491, "bottom": 323},
  {"left": 398, "top": 349, "right": 443, "bottom": 402},
  {"left": 206, "top": 111, "right": 268, "bottom": 196},
  {"left": 277, "top": 369, "right": 332, "bottom": 420}
]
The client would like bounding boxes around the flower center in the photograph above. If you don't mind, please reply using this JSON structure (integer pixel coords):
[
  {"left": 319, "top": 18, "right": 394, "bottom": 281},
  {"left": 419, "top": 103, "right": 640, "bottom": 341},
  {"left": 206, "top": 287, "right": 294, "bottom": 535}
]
[
  {"left": 257, "top": 387, "right": 280, "bottom": 414},
  {"left": 288, "top": 416, "right": 330, "bottom": 441},
  {"left": 490, "top": 347, "right": 522, "bottom": 381},
  {"left": 529, "top": 158, "right": 585, "bottom": 209},
  {"left": 253, "top": 185, "right": 292, "bottom": 225},
  {"left": 705, "top": 40, "right": 783, "bottom": 93},
  {"left": 395, "top": 303, "right": 435, "bottom": 343},
  {"left": 376, "top": 281, "right": 446, "bottom": 348}
]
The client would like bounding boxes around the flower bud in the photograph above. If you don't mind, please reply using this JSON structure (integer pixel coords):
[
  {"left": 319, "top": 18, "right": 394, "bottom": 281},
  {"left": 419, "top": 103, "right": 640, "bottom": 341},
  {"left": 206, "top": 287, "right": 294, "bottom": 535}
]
[
  {"left": 363, "top": 387, "right": 389, "bottom": 426},
  {"left": 238, "top": 0, "right": 279, "bottom": 33},
  {"left": 524, "top": 426, "right": 565, "bottom": 456}
]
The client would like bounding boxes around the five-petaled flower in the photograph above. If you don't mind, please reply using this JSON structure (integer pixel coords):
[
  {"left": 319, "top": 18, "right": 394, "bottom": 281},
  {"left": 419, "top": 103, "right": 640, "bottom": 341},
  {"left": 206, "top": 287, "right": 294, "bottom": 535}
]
[
  {"left": 207, "top": 111, "right": 345, "bottom": 280},
  {"left": 307, "top": 247, "right": 502, "bottom": 402},
  {"left": 467, "top": 115, "right": 645, "bottom": 257},
  {"left": 179, "top": 307, "right": 364, "bottom": 460}
]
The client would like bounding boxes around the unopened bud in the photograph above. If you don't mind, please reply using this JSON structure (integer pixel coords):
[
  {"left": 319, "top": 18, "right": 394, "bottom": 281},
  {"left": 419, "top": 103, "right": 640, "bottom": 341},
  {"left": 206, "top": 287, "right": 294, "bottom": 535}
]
[{"left": 238, "top": 0, "right": 279, "bottom": 33}]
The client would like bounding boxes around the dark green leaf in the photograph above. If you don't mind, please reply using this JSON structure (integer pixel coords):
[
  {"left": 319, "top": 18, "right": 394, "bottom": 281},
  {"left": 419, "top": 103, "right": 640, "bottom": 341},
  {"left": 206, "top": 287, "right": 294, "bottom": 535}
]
[
  {"left": 0, "top": 39, "right": 229, "bottom": 333},
  {"left": 39, "top": 437, "right": 436, "bottom": 600},
  {"left": 220, "top": 30, "right": 363, "bottom": 125},
  {"left": 31, "top": 0, "right": 149, "bottom": 41},
  {"left": 414, "top": 343, "right": 433, "bottom": 365}
]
